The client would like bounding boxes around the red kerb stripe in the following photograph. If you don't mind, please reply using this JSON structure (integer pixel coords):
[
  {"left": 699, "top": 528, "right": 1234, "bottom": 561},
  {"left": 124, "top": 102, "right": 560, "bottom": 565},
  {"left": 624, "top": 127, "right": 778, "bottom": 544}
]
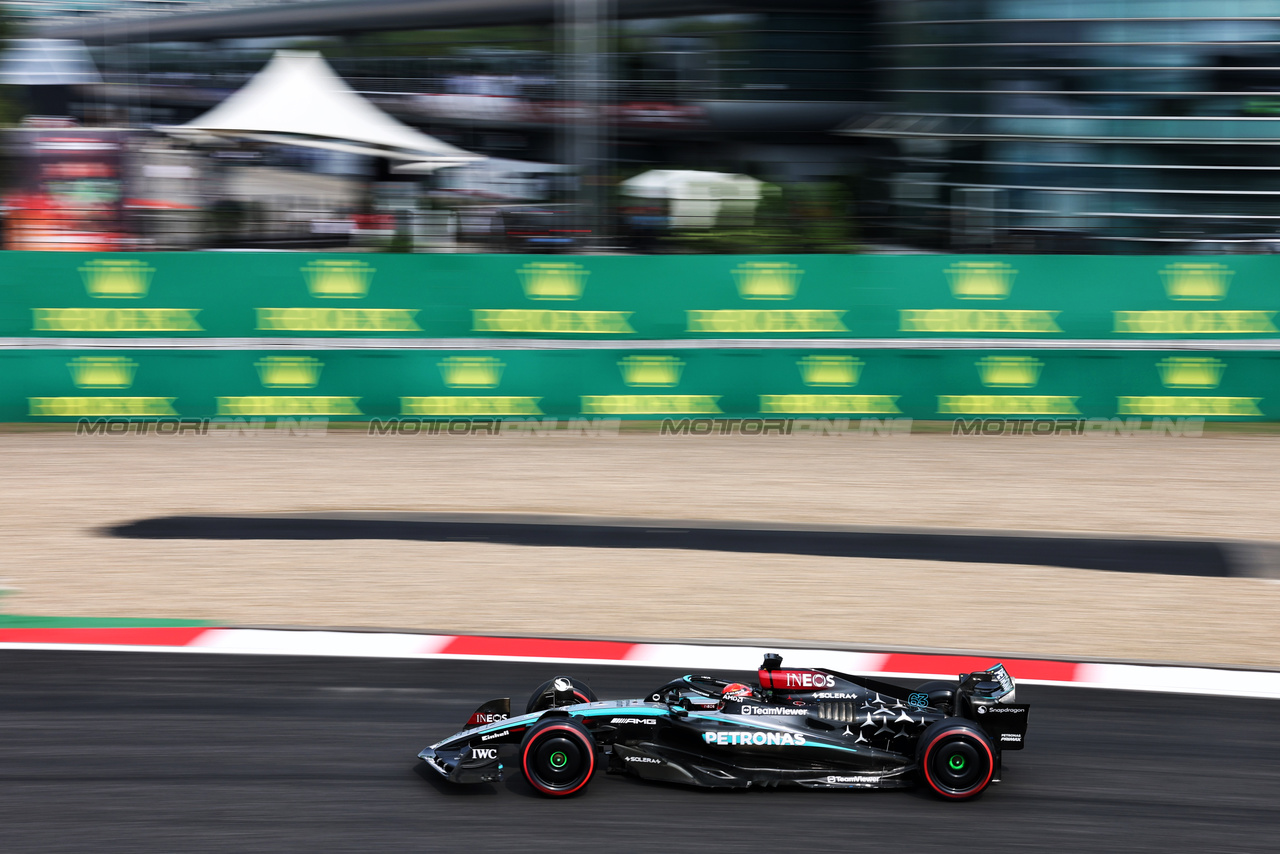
[
  {"left": 0, "top": 627, "right": 209, "bottom": 647},
  {"left": 441, "top": 636, "right": 637, "bottom": 660}
]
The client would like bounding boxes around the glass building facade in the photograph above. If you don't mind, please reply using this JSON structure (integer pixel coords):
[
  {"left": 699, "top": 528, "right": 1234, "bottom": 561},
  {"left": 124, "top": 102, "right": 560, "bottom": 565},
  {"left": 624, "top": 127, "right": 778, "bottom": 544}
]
[{"left": 857, "top": 0, "right": 1280, "bottom": 251}]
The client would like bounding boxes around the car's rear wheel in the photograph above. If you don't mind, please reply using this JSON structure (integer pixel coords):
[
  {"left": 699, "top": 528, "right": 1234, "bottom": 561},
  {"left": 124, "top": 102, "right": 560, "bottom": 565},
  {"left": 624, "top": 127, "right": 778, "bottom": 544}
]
[
  {"left": 917, "top": 719, "right": 996, "bottom": 800},
  {"left": 525, "top": 676, "right": 598, "bottom": 714},
  {"left": 520, "top": 718, "right": 597, "bottom": 797}
]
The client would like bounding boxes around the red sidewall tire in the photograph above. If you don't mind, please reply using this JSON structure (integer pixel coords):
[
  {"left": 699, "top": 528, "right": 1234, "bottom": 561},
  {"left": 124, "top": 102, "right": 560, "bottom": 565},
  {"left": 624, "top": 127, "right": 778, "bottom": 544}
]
[
  {"left": 920, "top": 726, "right": 995, "bottom": 800},
  {"left": 520, "top": 721, "right": 596, "bottom": 797}
]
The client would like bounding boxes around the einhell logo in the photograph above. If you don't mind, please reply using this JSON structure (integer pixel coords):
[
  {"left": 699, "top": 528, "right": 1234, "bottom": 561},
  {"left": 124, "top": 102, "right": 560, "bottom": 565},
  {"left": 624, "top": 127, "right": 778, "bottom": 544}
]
[
  {"left": 439, "top": 356, "right": 504, "bottom": 389},
  {"left": 67, "top": 356, "right": 138, "bottom": 389},
  {"left": 732, "top": 261, "right": 801, "bottom": 300},
  {"left": 1157, "top": 357, "right": 1226, "bottom": 389},
  {"left": 619, "top": 355, "right": 684, "bottom": 387},
  {"left": 944, "top": 261, "right": 1015, "bottom": 300},
  {"left": 1160, "top": 262, "right": 1232, "bottom": 302},
  {"left": 797, "top": 355, "right": 862, "bottom": 387},
  {"left": 977, "top": 356, "right": 1043, "bottom": 388},
  {"left": 518, "top": 261, "right": 588, "bottom": 301},
  {"left": 80, "top": 258, "right": 154, "bottom": 299},
  {"left": 302, "top": 259, "right": 374, "bottom": 299},
  {"left": 255, "top": 356, "right": 323, "bottom": 389}
]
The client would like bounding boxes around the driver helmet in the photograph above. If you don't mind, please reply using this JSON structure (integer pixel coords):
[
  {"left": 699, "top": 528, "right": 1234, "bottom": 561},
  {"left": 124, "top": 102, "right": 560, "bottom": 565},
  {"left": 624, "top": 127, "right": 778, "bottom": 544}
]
[{"left": 721, "top": 682, "right": 754, "bottom": 701}]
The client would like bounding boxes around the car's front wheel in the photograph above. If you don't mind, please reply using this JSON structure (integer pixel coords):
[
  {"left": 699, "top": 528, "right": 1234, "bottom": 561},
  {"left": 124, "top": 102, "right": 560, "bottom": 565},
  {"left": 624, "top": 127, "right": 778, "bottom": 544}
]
[
  {"left": 520, "top": 718, "right": 597, "bottom": 797},
  {"left": 916, "top": 719, "right": 996, "bottom": 800},
  {"left": 525, "top": 676, "right": 598, "bottom": 714}
]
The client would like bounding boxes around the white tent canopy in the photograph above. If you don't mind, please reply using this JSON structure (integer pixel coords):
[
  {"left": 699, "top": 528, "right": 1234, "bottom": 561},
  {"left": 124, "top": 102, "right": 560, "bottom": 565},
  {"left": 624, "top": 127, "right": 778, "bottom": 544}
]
[
  {"left": 620, "top": 169, "right": 764, "bottom": 228},
  {"left": 160, "top": 51, "right": 484, "bottom": 164}
]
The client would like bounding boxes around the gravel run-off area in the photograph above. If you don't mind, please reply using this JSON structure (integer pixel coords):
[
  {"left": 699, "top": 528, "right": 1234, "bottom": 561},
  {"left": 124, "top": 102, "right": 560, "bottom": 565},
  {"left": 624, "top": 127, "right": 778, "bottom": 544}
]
[{"left": 2, "top": 431, "right": 1278, "bottom": 668}]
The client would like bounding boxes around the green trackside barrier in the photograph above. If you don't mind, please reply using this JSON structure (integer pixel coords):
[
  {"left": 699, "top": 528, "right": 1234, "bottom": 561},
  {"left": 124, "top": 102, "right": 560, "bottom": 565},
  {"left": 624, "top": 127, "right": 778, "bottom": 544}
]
[
  {"left": 1, "top": 251, "right": 1276, "bottom": 341},
  {"left": 4, "top": 348, "right": 1276, "bottom": 421}
]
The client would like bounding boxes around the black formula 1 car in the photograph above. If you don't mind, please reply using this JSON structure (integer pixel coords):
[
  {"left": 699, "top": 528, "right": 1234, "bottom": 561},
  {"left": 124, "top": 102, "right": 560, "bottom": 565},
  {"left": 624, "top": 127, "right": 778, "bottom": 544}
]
[{"left": 417, "top": 654, "right": 1029, "bottom": 800}]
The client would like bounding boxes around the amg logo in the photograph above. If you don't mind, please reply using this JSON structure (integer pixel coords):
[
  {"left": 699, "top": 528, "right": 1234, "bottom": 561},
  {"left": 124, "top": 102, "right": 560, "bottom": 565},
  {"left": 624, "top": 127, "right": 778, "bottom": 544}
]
[
  {"left": 610, "top": 717, "right": 657, "bottom": 725},
  {"left": 480, "top": 729, "right": 510, "bottom": 742},
  {"left": 470, "top": 748, "right": 498, "bottom": 760}
]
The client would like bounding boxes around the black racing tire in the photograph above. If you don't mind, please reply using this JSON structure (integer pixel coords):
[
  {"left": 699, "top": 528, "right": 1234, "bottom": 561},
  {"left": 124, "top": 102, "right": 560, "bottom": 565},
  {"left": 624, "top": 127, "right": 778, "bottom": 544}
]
[
  {"left": 916, "top": 718, "right": 996, "bottom": 800},
  {"left": 525, "top": 676, "right": 598, "bottom": 715},
  {"left": 519, "top": 718, "right": 597, "bottom": 797},
  {"left": 914, "top": 680, "right": 957, "bottom": 713}
]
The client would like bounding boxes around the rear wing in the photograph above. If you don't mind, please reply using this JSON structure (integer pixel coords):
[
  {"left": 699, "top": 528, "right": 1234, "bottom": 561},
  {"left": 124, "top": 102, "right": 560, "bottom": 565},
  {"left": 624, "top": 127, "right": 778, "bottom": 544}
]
[{"left": 988, "top": 663, "right": 1016, "bottom": 702}]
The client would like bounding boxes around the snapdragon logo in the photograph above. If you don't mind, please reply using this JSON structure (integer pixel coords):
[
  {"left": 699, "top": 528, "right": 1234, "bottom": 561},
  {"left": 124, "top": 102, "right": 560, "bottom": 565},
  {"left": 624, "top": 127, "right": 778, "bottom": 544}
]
[{"left": 703, "top": 731, "right": 807, "bottom": 747}]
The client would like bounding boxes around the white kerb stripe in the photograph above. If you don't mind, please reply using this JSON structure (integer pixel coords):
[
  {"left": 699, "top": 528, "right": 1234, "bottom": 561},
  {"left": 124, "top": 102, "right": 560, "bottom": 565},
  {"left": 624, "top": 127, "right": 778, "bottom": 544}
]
[
  {"left": 627, "top": 643, "right": 889, "bottom": 674},
  {"left": 1076, "top": 663, "right": 1280, "bottom": 700},
  {"left": 189, "top": 629, "right": 455, "bottom": 657}
]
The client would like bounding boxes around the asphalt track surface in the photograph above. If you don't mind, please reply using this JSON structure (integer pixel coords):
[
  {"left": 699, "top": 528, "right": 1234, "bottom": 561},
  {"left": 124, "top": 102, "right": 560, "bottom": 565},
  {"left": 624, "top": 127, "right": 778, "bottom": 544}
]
[
  {"left": 106, "top": 511, "right": 1280, "bottom": 578},
  {"left": 1, "top": 652, "right": 1276, "bottom": 853}
]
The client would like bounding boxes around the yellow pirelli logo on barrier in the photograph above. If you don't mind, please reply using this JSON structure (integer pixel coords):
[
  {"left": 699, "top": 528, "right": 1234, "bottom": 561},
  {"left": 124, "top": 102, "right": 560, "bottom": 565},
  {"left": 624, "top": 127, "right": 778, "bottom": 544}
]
[
  {"left": 216, "top": 397, "right": 363, "bottom": 416},
  {"left": 945, "top": 261, "right": 1016, "bottom": 300},
  {"left": 29, "top": 397, "right": 178, "bottom": 417},
  {"left": 1117, "top": 397, "right": 1263, "bottom": 416},
  {"left": 938, "top": 396, "right": 1081, "bottom": 415},
  {"left": 732, "top": 261, "right": 802, "bottom": 300},
  {"left": 472, "top": 309, "right": 635, "bottom": 334},
  {"left": 581, "top": 395, "right": 722, "bottom": 415},
  {"left": 401, "top": 397, "right": 544, "bottom": 416},
  {"left": 686, "top": 310, "right": 848, "bottom": 333},
  {"left": 33, "top": 308, "right": 203, "bottom": 332},
  {"left": 1113, "top": 311, "right": 1276, "bottom": 334},
  {"left": 256, "top": 308, "right": 421, "bottom": 332},
  {"left": 80, "top": 258, "right": 154, "bottom": 299},
  {"left": 68, "top": 356, "right": 138, "bottom": 389},
  {"left": 518, "top": 262, "right": 589, "bottom": 301},
  {"left": 899, "top": 310, "right": 1062, "bottom": 333},
  {"left": 760, "top": 394, "right": 901, "bottom": 414},
  {"left": 797, "top": 356, "right": 862, "bottom": 387}
]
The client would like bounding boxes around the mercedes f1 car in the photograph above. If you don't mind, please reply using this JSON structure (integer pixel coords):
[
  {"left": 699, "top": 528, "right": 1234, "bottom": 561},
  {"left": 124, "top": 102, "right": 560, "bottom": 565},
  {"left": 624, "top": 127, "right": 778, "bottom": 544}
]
[{"left": 417, "top": 654, "right": 1029, "bottom": 800}]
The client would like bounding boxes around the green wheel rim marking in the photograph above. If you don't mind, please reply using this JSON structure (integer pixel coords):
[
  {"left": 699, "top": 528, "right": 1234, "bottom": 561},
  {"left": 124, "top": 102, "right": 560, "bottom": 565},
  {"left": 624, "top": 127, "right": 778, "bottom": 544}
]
[
  {"left": 948, "top": 755, "right": 966, "bottom": 770},
  {"left": 549, "top": 751, "right": 568, "bottom": 769}
]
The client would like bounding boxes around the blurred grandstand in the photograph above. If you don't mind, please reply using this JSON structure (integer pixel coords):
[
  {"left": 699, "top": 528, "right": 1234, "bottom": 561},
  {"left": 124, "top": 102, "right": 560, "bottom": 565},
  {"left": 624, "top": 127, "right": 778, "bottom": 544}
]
[{"left": 2, "top": 0, "right": 1279, "bottom": 253}]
